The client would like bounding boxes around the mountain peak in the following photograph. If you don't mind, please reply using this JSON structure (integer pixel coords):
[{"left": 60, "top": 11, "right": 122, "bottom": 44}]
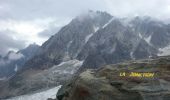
[
  {"left": 75, "top": 10, "right": 112, "bottom": 22},
  {"left": 27, "top": 43, "right": 39, "bottom": 48},
  {"left": 19, "top": 43, "right": 40, "bottom": 56}
]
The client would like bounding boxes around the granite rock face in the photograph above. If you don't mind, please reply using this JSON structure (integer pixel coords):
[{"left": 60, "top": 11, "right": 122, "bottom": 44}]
[{"left": 56, "top": 56, "right": 170, "bottom": 100}]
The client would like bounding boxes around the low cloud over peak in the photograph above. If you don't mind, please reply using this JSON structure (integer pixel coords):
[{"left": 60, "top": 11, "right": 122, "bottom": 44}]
[{"left": 0, "top": 0, "right": 169, "bottom": 56}]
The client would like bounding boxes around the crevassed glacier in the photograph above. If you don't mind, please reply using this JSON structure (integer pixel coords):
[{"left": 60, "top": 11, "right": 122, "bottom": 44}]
[{"left": 6, "top": 85, "right": 62, "bottom": 100}]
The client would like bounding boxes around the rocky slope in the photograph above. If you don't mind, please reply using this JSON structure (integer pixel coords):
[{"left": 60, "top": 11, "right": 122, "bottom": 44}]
[
  {"left": 0, "top": 44, "right": 40, "bottom": 78},
  {"left": 56, "top": 56, "right": 170, "bottom": 100},
  {"left": 24, "top": 11, "right": 113, "bottom": 70}
]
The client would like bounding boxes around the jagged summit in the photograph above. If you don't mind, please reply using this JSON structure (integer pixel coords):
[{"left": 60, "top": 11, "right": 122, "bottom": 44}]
[
  {"left": 75, "top": 10, "right": 112, "bottom": 21},
  {"left": 20, "top": 43, "right": 40, "bottom": 58}
]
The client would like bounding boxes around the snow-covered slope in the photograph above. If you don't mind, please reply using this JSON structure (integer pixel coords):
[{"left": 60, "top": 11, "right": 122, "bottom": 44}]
[
  {"left": 158, "top": 45, "right": 170, "bottom": 56},
  {"left": 6, "top": 85, "right": 62, "bottom": 100}
]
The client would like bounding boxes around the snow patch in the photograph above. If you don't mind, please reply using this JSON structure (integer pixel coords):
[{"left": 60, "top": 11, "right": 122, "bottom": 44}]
[
  {"left": 8, "top": 52, "right": 24, "bottom": 61},
  {"left": 55, "top": 59, "right": 83, "bottom": 67},
  {"left": 51, "top": 59, "right": 84, "bottom": 75},
  {"left": 0, "top": 77, "right": 7, "bottom": 81},
  {"left": 138, "top": 33, "right": 153, "bottom": 45},
  {"left": 14, "top": 65, "right": 18, "bottom": 72},
  {"left": 94, "top": 26, "right": 99, "bottom": 32},
  {"left": 120, "top": 18, "right": 133, "bottom": 27},
  {"left": 73, "top": 60, "right": 84, "bottom": 67},
  {"left": 85, "top": 33, "right": 94, "bottom": 43},
  {"left": 130, "top": 52, "right": 135, "bottom": 60},
  {"left": 144, "top": 35, "right": 152, "bottom": 44},
  {"left": 102, "top": 17, "right": 114, "bottom": 28},
  {"left": 57, "top": 61, "right": 67, "bottom": 66},
  {"left": 158, "top": 45, "right": 170, "bottom": 56},
  {"left": 109, "top": 43, "right": 117, "bottom": 53},
  {"left": 139, "top": 33, "right": 143, "bottom": 39},
  {"left": 144, "top": 33, "right": 153, "bottom": 45},
  {"left": 67, "top": 41, "right": 72, "bottom": 49},
  {"left": 6, "top": 85, "right": 62, "bottom": 100}
]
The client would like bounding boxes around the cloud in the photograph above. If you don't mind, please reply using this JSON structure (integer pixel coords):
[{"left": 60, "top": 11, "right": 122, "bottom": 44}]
[
  {"left": 0, "top": 17, "right": 70, "bottom": 56},
  {"left": 37, "top": 27, "right": 60, "bottom": 38},
  {"left": 0, "top": 0, "right": 170, "bottom": 20},
  {"left": 0, "top": 52, "right": 24, "bottom": 66},
  {"left": 103, "top": 0, "right": 170, "bottom": 19},
  {"left": 37, "top": 21, "right": 64, "bottom": 38},
  {"left": 0, "top": 30, "right": 26, "bottom": 56},
  {"left": 0, "top": 18, "right": 58, "bottom": 49},
  {"left": 0, "top": 18, "right": 70, "bottom": 56},
  {"left": 0, "top": 59, "right": 10, "bottom": 66},
  {"left": 0, "top": 0, "right": 103, "bottom": 20},
  {"left": 8, "top": 52, "right": 24, "bottom": 60}
]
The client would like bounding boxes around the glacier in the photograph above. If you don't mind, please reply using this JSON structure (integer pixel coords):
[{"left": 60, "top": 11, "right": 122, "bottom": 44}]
[{"left": 6, "top": 85, "right": 62, "bottom": 100}]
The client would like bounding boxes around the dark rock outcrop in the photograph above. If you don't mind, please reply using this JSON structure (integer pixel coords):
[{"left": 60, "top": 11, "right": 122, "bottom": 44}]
[{"left": 56, "top": 56, "right": 170, "bottom": 100}]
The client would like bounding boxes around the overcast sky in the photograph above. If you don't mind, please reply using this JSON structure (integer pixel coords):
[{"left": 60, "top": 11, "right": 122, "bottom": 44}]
[{"left": 0, "top": 0, "right": 170, "bottom": 56}]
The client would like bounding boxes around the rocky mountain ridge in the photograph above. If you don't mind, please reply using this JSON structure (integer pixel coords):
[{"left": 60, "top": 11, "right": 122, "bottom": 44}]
[{"left": 22, "top": 11, "right": 170, "bottom": 71}]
